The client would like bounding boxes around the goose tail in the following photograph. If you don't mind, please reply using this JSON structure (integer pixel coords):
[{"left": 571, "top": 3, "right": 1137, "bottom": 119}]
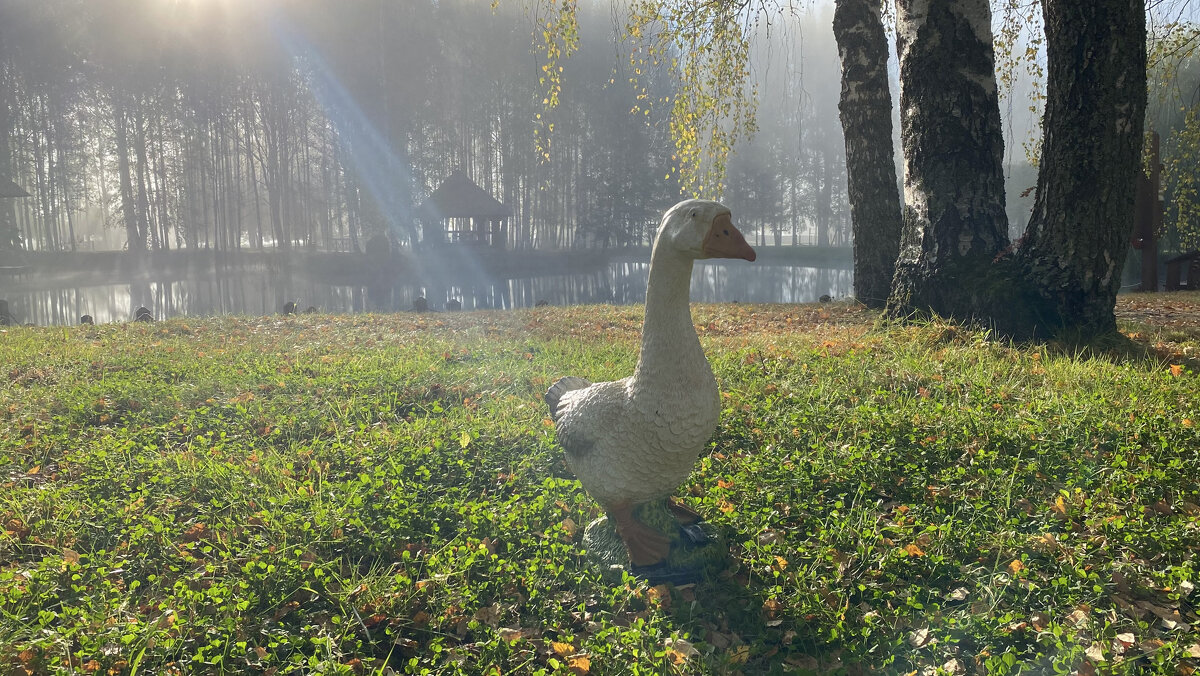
[{"left": 544, "top": 376, "right": 591, "bottom": 419}]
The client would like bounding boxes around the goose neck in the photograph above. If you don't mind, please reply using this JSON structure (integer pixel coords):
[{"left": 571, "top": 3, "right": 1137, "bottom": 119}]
[{"left": 633, "top": 248, "right": 703, "bottom": 385}]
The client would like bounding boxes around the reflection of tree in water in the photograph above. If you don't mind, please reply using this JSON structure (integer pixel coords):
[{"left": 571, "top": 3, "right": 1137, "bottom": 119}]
[{"left": 10, "top": 262, "right": 852, "bottom": 325}]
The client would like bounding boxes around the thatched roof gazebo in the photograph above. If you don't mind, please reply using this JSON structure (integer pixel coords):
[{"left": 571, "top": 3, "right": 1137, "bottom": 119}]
[
  {"left": 415, "top": 171, "right": 511, "bottom": 248},
  {"left": 0, "top": 177, "right": 28, "bottom": 198}
]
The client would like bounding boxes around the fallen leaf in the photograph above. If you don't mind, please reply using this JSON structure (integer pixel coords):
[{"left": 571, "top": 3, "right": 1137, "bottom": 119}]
[
  {"left": 1085, "top": 642, "right": 1105, "bottom": 662},
  {"left": 1170, "top": 364, "right": 1183, "bottom": 377},
  {"left": 1008, "top": 559, "right": 1025, "bottom": 574},
  {"left": 647, "top": 585, "right": 671, "bottom": 608},
  {"left": 946, "top": 587, "right": 969, "bottom": 601},
  {"left": 757, "top": 529, "right": 781, "bottom": 545},
  {"left": 1031, "top": 612, "right": 1050, "bottom": 631},
  {"left": 1067, "top": 606, "right": 1090, "bottom": 627},
  {"left": 551, "top": 641, "right": 575, "bottom": 657},
  {"left": 474, "top": 603, "right": 501, "bottom": 628},
  {"left": 1051, "top": 495, "right": 1068, "bottom": 517},
  {"left": 728, "top": 645, "right": 750, "bottom": 664},
  {"left": 567, "top": 654, "right": 591, "bottom": 674},
  {"left": 908, "top": 627, "right": 931, "bottom": 648},
  {"left": 665, "top": 638, "right": 698, "bottom": 664},
  {"left": 560, "top": 518, "right": 577, "bottom": 538},
  {"left": 498, "top": 627, "right": 523, "bottom": 642},
  {"left": 62, "top": 548, "right": 80, "bottom": 565},
  {"left": 904, "top": 543, "right": 925, "bottom": 557}
]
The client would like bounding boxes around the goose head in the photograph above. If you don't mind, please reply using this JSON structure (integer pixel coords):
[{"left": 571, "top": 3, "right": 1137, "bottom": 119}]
[{"left": 657, "top": 199, "right": 756, "bottom": 262}]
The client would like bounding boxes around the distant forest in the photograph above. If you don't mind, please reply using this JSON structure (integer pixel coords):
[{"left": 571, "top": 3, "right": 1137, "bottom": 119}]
[{"left": 0, "top": 0, "right": 855, "bottom": 254}]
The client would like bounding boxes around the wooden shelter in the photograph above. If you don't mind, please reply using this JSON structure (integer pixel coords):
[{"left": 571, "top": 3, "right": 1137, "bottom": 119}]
[
  {"left": 415, "top": 171, "right": 510, "bottom": 248},
  {"left": 0, "top": 177, "right": 28, "bottom": 198},
  {"left": 1165, "top": 251, "right": 1200, "bottom": 291}
]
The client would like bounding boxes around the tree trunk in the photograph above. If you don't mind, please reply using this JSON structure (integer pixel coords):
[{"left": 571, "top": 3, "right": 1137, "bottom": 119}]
[
  {"left": 113, "top": 96, "right": 145, "bottom": 253},
  {"left": 0, "top": 62, "right": 18, "bottom": 249},
  {"left": 833, "top": 0, "right": 903, "bottom": 308},
  {"left": 1013, "top": 0, "right": 1146, "bottom": 335},
  {"left": 886, "top": 0, "right": 1009, "bottom": 318}
]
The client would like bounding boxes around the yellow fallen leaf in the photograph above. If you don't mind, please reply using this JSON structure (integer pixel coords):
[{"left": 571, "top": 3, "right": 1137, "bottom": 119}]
[
  {"left": 729, "top": 645, "right": 750, "bottom": 664},
  {"left": 567, "top": 654, "right": 591, "bottom": 674},
  {"left": 1008, "top": 559, "right": 1025, "bottom": 574},
  {"left": 1051, "top": 495, "right": 1068, "bottom": 516},
  {"left": 551, "top": 641, "right": 575, "bottom": 657},
  {"left": 904, "top": 543, "right": 925, "bottom": 557},
  {"left": 1169, "top": 364, "right": 1183, "bottom": 377}
]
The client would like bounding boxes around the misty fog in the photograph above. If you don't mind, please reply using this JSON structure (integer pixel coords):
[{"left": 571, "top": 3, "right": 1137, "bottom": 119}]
[{"left": 0, "top": 0, "right": 1042, "bottom": 325}]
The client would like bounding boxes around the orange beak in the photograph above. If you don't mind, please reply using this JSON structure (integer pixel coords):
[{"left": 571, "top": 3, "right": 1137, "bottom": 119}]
[{"left": 701, "top": 213, "right": 756, "bottom": 261}]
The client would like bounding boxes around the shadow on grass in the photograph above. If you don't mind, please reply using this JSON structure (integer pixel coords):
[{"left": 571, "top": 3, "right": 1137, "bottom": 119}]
[{"left": 1043, "top": 328, "right": 1200, "bottom": 374}]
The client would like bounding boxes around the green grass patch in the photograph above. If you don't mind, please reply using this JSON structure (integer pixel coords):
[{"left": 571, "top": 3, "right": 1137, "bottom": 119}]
[{"left": 1, "top": 296, "right": 1198, "bottom": 675}]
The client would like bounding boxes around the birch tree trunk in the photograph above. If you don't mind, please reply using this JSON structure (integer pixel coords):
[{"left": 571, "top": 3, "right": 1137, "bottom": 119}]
[
  {"left": 1014, "top": 0, "right": 1146, "bottom": 335},
  {"left": 832, "top": 0, "right": 902, "bottom": 308},
  {"left": 886, "top": 0, "right": 1009, "bottom": 318}
]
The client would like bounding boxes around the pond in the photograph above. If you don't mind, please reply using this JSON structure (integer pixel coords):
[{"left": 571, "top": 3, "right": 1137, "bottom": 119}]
[{"left": 1, "top": 261, "right": 852, "bottom": 326}]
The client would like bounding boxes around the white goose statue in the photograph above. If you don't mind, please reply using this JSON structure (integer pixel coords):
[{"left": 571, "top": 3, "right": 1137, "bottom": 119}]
[{"left": 545, "top": 199, "right": 756, "bottom": 569}]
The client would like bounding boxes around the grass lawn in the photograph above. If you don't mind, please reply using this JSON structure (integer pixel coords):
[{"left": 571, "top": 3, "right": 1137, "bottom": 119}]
[{"left": 1, "top": 293, "right": 1198, "bottom": 675}]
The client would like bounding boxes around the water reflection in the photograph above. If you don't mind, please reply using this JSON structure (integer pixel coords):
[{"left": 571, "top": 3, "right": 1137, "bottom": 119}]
[{"left": 3, "top": 262, "right": 851, "bottom": 326}]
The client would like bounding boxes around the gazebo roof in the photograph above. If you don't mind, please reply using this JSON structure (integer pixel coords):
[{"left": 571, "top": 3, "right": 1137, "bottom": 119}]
[
  {"left": 416, "top": 171, "right": 511, "bottom": 220},
  {"left": 0, "top": 177, "right": 28, "bottom": 198}
]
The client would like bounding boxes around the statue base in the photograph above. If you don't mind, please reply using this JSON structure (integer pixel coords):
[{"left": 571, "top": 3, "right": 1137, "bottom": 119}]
[{"left": 582, "top": 499, "right": 728, "bottom": 585}]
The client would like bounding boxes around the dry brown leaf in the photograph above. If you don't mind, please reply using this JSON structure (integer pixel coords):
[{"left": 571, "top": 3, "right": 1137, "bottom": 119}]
[
  {"left": 560, "top": 518, "right": 577, "bottom": 538},
  {"left": 1067, "top": 606, "right": 1090, "bottom": 628},
  {"left": 757, "top": 529, "right": 781, "bottom": 545},
  {"left": 498, "top": 627, "right": 523, "bottom": 642},
  {"left": 908, "top": 627, "right": 931, "bottom": 648},
  {"left": 1008, "top": 559, "right": 1025, "bottom": 574},
  {"left": 474, "top": 603, "right": 501, "bottom": 628},
  {"left": 904, "top": 543, "right": 925, "bottom": 557}
]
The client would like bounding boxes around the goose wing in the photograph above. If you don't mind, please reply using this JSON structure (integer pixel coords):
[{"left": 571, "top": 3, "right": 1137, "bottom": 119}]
[{"left": 545, "top": 377, "right": 632, "bottom": 459}]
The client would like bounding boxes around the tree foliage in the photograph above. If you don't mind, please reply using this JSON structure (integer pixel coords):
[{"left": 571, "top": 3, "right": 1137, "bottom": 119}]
[{"left": 1148, "top": 21, "right": 1200, "bottom": 252}]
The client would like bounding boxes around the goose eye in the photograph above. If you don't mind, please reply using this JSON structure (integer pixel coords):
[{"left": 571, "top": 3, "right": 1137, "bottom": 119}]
[{"left": 723, "top": 229, "right": 729, "bottom": 236}]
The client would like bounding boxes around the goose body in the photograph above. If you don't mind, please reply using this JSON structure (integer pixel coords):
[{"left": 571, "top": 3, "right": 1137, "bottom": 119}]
[{"left": 546, "top": 199, "right": 755, "bottom": 566}]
